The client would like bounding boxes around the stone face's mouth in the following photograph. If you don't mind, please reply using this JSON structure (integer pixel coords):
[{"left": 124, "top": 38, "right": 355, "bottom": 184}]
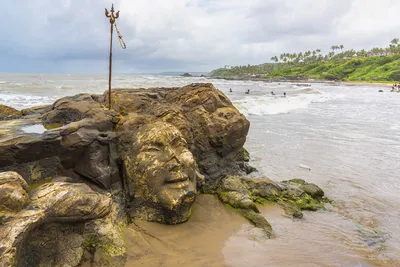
[{"left": 167, "top": 180, "right": 190, "bottom": 189}]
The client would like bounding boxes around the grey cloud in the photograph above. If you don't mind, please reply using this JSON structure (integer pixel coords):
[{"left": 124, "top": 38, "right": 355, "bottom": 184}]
[{"left": 0, "top": 0, "right": 399, "bottom": 73}]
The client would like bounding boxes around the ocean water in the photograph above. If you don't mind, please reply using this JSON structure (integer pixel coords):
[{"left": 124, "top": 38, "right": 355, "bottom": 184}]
[{"left": 1, "top": 73, "right": 399, "bottom": 266}]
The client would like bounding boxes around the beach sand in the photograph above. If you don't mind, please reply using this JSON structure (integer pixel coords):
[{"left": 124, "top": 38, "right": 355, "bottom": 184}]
[{"left": 123, "top": 194, "right": 247, "bottom": 267}]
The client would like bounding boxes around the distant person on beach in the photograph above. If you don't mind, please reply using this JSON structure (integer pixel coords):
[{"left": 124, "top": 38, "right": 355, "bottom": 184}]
[
  {"left": 271, "top": 91, "right": 275, "bottom": 95},
  {"left": 283, "top": 92, "right": 287, "bottom": 97},
  {"left": 245, "top": 89, "right": 250, "bottom": 94},
  {"left": 229, "top": 88, "right": 232, "bottom": 92}
]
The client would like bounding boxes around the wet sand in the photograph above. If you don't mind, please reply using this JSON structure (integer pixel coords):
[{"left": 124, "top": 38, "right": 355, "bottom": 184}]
[
  {"left": 123, "top": 197, "right": 398, "bottom": 267},
  {"left": 124, "top": 194, "right": 247, "bottom": 267}
]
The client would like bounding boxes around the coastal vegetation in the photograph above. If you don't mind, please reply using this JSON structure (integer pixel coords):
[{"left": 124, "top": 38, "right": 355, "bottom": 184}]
[{"left": 210, "top": 38, "right": 400, "bottom": 82}]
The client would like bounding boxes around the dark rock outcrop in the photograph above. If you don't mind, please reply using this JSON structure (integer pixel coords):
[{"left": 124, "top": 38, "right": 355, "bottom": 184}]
[
  {"left": 21, "top": 105, "right": 52, "bottom": 117},
  {"left": 0, "top": 94, "right": 121, "bottom": 190},
  {"left": 0, "top": 104, "right": 21, "bottom": 120},
  {"left": 216, "top": 176, "right": 328, "bottom": 234}
]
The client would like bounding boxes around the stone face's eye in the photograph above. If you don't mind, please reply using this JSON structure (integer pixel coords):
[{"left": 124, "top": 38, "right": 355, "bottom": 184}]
[
  {"left": 171, "top": 137, "right": 186, "bottom": 147},
  {"left": 145, "top": 146, "right": 161, "bottom": 152}
]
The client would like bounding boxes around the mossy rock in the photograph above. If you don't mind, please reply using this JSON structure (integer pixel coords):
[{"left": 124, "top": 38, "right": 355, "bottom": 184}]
[
  {"left": 277, "top": 200, "right": 303, "bottom": 219},
  {"left": 240, "top": 209, "right": 272, "bottom": 237},
  {"left": 219, "top": 191, "right": 258, "bottom": 212},
  {"left": 282, "top": 178, "right": 306, "bottom": 186},
  {"left": 299, "top": 183, "right": 324, "bottom": 199},
  {"left": 244, "top": 177, "right": 282, "bottom": 202},
  {"left": 0, "top": 104, "right": 21, "bottom": 120},
  {"left": 242, "top": 147, "right": 250, "bottom": 162},
  {"left": 82, "top": 221, "right": 127, "bottom": 267}
]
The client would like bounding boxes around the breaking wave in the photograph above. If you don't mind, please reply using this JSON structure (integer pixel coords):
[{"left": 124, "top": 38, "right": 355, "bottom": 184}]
[{"left": 233, "top": 90, "right": 333, "bottom": 116}]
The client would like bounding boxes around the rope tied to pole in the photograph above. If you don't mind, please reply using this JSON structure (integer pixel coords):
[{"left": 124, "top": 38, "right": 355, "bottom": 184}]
[{"left": 114, "top": 22, "right": 126, "bottom": 49}]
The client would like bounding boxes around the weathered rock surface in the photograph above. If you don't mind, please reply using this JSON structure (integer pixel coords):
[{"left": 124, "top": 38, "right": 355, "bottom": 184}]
[
  {"left": 217, "top": 176, "right": 258, "bottom": 212},
  {"left": 0, "top": 171, "right": 29, "bottom": 213},
  {"left": 0, "top": 178, "right": 112, "bottom": 267},
  {"left": 110, "top": 83, "right": 251, "bottom": 190},
  {"left": 0, "top": 104, "right": 21, "bottom": 120},
  {"left": 21, "top": 105, "right": 52, "bottom": 117},
  {"left": 0, "top": 94, "right": 121, "bottom": 190}
]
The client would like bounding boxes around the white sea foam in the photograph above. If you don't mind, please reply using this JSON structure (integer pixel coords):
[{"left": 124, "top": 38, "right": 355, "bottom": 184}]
[
  {"left": 233, "top": 92, "right": 333, "bottom": 116},
  {"left": 0, "top": 93, "right": 55, "bottom": 109}
]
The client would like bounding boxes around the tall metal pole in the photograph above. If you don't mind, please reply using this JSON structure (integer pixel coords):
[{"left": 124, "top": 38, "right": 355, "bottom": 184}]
[
  {"left": 108, "top": 17, "right": 113, "bottom": 110},
  {"left": 105, "top": 4, "right": 120, "bottom": 110}
]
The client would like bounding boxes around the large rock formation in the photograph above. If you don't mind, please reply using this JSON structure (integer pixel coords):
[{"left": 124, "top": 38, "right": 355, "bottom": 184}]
[
  {"left": 110, "top": 83, "right": 251, "bottom": 189},
  {"left": 0, "top": 83, "right": 328, "bottom": 266}
]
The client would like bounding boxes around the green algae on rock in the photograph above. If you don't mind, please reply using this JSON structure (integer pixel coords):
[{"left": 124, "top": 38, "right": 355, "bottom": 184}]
[{"left": 216, "top": 176, "right": 329, "bottom": 234}]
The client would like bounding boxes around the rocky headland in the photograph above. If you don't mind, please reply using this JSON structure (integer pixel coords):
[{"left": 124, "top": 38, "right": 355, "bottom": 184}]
[{"left": 0, "top": 83, "right": 328, "bottom": 266}]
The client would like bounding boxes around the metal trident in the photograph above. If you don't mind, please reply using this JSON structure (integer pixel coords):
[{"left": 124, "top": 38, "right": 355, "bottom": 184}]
[{"left": 105, "top": 4, "right": 125, "bottom": 110}]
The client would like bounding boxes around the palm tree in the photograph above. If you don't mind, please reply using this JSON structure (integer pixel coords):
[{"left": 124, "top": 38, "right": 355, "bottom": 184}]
[
  {"left": 290, "top": 53, "right": 297, "bottom": 63},
  {"left": 390, "top": 38, "right": 399, "bottom": 46}
]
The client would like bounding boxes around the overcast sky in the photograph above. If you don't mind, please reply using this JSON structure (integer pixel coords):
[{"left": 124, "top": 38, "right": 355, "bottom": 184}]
[{"left": 1, "top": 0, "right": 399, "bottom": 74}]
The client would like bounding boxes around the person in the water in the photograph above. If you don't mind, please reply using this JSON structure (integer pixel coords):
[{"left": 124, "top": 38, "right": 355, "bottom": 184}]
[
  {"left": 245, "top": 89, "right": 250, "bottom": 94},
  {"left": 283, "top": 92, "right": 287, "bottom": 97},
  {"left": 229, "top": 88, "right": 232, "bottom": 92},
  {"left": 271, "top": 91, "right": 275, "bottom": 95}
]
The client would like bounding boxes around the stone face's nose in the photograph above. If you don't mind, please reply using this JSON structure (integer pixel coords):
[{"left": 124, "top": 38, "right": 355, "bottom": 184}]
[
  {"left": 165, "top": 146, "right": 181, "bottom": 164},
  {"left": 167, "top": 161, "right": 181, "bottom": 172}
]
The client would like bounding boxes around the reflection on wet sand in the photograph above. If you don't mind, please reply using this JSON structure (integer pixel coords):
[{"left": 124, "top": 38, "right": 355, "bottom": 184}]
[
  {"left": 122, "top": 196, "right": 398, "bottom": 267},
  {"left": 223, "top": 205, "right": 397, "bottom": 267}
]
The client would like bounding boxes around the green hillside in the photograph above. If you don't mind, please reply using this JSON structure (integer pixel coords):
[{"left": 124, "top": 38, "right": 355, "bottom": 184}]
[{"left": 210, "top": 40, "right": 400, "bottom": 82}]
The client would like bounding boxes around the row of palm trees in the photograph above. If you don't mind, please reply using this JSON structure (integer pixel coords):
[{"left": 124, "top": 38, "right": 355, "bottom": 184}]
[{"left": 270, "top": 38, "right": 400, "bottom": 64}]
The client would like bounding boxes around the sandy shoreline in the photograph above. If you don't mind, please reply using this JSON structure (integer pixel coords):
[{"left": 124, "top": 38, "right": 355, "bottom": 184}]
[{"left": 123, "top": 195, "right": 247, "bottom": 267}]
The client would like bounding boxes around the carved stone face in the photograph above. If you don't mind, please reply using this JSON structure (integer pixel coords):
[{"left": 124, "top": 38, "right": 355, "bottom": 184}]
[{"left": 126, "top": 121, "right": 197, "bottom": 224}]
